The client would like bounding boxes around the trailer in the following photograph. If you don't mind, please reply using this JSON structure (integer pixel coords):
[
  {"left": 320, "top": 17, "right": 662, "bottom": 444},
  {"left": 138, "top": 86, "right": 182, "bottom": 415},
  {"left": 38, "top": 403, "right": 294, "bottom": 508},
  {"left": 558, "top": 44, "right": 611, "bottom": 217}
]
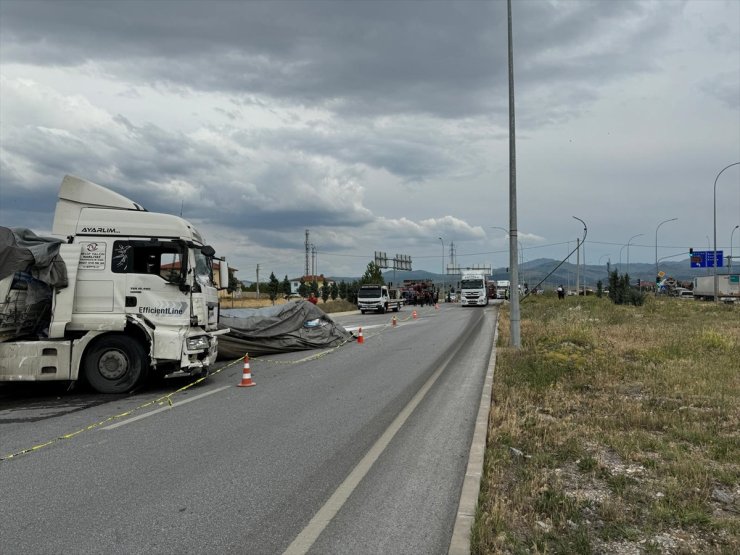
[
  {"left": 0, "top": 175, "right": 229, "bottom": 393},
  {"left": 692, "top": 275, "right": 740, "bottom": 302}
]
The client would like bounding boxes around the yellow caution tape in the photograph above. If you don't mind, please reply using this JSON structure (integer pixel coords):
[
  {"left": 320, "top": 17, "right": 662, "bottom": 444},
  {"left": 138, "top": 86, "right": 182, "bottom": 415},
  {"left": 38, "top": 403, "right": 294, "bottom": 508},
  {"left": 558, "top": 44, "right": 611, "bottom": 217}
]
[
  {"left": 0, "top": 355, "right": 244, "bottom": 462},
  {"left": 1, "top": 308, "right": 436, "bottom": 462}
]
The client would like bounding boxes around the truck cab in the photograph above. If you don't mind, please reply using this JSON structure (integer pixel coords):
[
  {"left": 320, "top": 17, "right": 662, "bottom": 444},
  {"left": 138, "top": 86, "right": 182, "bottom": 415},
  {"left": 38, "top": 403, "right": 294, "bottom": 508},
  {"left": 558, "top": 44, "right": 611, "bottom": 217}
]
[
  {"left": 460, "top": 272, "right": 489, "bottom": 306},
  {"left": 0, "top": 175, "right": 229, "bottom": 393},
  {"left": 357, "top": 284, "right": 403, "bottom": 314}
]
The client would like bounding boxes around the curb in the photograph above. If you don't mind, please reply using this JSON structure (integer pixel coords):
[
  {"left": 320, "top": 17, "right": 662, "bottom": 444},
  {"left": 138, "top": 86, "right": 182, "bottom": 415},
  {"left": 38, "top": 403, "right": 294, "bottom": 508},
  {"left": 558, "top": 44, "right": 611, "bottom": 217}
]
[{"left": 447, "top": 309, "right": 498, "bottom": 554}]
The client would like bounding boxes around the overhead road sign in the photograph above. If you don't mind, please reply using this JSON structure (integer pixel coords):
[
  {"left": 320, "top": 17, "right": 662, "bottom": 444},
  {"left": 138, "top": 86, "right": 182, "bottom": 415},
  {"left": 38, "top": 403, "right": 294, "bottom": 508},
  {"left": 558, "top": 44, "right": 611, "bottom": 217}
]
[{"left": 690, "top": 250, "right": 723, "bottom": 268}]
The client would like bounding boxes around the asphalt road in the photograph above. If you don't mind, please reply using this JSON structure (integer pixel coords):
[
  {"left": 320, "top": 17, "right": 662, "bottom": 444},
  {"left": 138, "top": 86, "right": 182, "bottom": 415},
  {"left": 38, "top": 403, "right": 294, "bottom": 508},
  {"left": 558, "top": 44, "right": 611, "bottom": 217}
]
[{"left": 0, "top": 302, "right": 498, "bottom": 555}]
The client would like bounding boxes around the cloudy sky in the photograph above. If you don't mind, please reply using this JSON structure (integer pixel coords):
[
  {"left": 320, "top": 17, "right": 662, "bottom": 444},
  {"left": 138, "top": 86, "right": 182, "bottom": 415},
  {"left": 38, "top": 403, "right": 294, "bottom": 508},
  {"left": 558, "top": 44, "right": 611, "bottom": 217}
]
[{"left": 1, "top": 0, "right": 738, "bottom": 281}]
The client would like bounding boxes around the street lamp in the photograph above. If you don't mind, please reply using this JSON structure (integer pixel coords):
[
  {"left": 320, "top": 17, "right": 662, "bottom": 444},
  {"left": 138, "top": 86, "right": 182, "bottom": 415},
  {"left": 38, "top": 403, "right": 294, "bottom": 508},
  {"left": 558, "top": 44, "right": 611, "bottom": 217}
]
[
  {"left": 626, "top": 233, "right": 643, "bottom": 277},
  {"left": 655, "top": 218, "right": 678, "bottom": 296},
  {"left": 438, "top": 237, "right": 445, "bottom": 298},
  {"left": 731, "top": 225, "right": 740, "bottom": 271},
  {"left": 713, "top": 162, "right": 740, "bottom": 301}
]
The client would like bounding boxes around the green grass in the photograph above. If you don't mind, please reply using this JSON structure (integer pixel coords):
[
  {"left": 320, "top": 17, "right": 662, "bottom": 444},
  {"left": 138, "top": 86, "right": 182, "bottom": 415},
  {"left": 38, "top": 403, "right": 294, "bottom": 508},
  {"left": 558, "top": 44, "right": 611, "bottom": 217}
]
[{"left": 472, "top": 296, "right": 739, "bottom": 554}]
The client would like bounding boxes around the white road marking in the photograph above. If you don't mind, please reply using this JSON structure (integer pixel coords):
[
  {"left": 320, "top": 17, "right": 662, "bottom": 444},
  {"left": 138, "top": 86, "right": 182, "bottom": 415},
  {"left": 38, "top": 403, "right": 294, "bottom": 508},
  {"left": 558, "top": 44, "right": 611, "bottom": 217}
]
[
  {"left": 282, "top": 351, "right": 451, "bottom": 555},
  {"left": 101, "top": 385, "right": 231, "bottom": 430}
]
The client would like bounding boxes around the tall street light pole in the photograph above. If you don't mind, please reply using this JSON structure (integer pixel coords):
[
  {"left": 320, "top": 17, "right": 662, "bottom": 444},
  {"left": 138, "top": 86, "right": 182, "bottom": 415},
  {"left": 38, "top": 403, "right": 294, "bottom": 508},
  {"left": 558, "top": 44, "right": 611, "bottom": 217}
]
[
  {"left": 731, "top": 224, "right": 739, "bottom": 271},
  {"left": 507, "top": 0, "right": 520, "bottom": 348},
  {"left": 655, "top": 218, "right": 678, "bottom": 296},
  {"left": 626, "top": 233, "right": 643, "bottom": 277},
  {"left": 438, "top": 237, "right": 445, "bottom": 298},
  {"left": 713, "top": 162, "right": 740, "bottom": 302}
]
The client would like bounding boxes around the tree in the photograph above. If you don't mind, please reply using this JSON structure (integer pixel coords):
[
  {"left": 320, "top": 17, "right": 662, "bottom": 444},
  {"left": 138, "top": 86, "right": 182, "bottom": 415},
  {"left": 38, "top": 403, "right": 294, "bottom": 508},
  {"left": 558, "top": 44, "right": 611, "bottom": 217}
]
[
  {"left": 227, "top": 270, "right": 241, "bottom": 294},
  {"left": 310, "top": 280, "right": 319, "bottom": 296},
  {"left": 267, "top": 272, "right": 280, "bottom": 305},
  {"left": 281, "top": 275, "right": 291, "bottom": 298},
  {"left": 360, "top": 261, "right": 384, "bottom": 285},
  {"left": 330, "top": 281, "right": 339, "bottom": 301},
  {"left": 347, "top": 280, "right": 360, "bottom": 304},
  {"left": 338, "top": 281, "right": 347, "bottom": 300},
  {"left": 608, "top": 270, "right": 645, "bottom": 306},
  {"left": 321, "top": 282, "right": 331, "bottom": 303},
  {"left": 298, "top": 278, "right": 308, "bottom": 298}
]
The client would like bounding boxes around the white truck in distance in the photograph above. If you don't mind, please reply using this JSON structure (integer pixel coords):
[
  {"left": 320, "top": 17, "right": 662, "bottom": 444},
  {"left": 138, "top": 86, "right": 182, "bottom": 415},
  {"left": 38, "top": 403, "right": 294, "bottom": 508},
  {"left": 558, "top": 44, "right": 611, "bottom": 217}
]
[
  {"left": 460, "top": 270, "right": 489, "bottom": 306},
  {"left": 692, "top": 275, "right": 740, "bottom": 301},
  {"left": 0, "top": 175, "right": 229, "bottom": 393},
  {"left": 357, "top": 284, "right": 403, "bottom": 314}
]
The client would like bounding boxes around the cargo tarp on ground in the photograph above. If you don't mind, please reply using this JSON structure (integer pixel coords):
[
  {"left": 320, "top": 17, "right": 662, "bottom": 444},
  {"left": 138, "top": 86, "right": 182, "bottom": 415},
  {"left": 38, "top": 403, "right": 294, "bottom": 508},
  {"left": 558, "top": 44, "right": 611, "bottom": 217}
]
[{"left": 217, "top": 301, "right": 353, "bottom": 358}]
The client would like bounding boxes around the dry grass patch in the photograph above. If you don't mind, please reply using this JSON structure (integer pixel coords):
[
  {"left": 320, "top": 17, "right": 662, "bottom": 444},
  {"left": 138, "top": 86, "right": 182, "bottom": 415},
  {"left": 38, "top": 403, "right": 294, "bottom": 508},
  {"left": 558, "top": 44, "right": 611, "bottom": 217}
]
[{"left": 472, "top": 296, "right": 739, "bottom": 554}]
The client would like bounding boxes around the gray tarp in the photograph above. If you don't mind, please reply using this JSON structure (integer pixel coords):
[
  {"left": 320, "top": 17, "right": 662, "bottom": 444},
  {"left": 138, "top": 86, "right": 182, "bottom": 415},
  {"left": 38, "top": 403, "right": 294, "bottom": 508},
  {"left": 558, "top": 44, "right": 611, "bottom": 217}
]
[
  {"left": 0, "top": 227, "right": 68, "bottom": 288},
  {"left": 217, "top": 301, "right": 353, "bottom": 358}
]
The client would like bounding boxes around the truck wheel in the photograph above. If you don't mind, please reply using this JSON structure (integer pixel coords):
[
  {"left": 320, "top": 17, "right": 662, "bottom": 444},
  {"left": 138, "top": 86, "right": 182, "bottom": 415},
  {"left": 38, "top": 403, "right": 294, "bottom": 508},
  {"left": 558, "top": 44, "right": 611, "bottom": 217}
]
[
  {"left": 393, "top": 305, "right": 399, "bottom": 312},
  {"left": 380, "top": 305, "right": 387, "bottom": 314},
  {"left": 83, "top": 334, "right": 146, "bottom": 394},
  {"left": 361, "top": 310, "right": 366, "bottom": 314}
]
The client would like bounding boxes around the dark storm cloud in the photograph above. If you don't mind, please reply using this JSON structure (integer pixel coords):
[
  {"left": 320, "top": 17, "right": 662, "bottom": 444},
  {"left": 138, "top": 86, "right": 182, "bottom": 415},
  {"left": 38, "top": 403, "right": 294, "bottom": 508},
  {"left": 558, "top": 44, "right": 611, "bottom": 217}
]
[
  {"left": 0, "top": 109, "right": 373, "bottom": 231},
  {"left": 2, "top": 0, "right": 735, "bottom": 280},
  {"left": 0, "top": 0, "right": 673, "bottom": 121}
]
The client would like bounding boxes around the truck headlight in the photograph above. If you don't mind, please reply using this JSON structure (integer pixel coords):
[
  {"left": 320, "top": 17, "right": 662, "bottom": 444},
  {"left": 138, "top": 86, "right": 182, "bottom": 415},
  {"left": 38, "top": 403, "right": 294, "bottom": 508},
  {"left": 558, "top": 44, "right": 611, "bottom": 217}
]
[{"left": 186, "top": 336, "right": 210, "bottom": 350}]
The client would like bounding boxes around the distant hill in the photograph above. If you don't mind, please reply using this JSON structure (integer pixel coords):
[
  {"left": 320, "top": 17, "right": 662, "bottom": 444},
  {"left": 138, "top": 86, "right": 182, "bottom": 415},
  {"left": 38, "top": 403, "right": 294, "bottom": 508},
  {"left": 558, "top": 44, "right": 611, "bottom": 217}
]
[{"left": 329, "top": 258, "right": 735, "bottom": 290}]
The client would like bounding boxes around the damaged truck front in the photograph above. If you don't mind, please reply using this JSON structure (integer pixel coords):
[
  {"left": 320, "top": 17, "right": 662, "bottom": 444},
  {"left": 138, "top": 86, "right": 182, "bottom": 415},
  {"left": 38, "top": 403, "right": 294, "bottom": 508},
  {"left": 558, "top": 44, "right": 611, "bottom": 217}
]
[{"left": 0, "top": 175, "right": 228, "bottom": 393}]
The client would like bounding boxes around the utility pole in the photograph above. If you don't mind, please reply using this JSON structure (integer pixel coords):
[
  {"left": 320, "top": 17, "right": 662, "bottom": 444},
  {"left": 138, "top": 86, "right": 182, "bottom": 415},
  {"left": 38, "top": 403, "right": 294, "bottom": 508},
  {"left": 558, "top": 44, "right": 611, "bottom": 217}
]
[
  {"left": 311, "top": 244, "right": 316, "bottom": 281},
  {"left": 256, "top": 264, "right": 260, "bottom": 299},
  {"left": 507, "top": 0, "right": 520, "bottom": 347},
  {"left": 305, "top": 229, "right": 310, "bottom": 278},
  {"left": 582, "top": 237, "right": 587, "bottom": 295}
]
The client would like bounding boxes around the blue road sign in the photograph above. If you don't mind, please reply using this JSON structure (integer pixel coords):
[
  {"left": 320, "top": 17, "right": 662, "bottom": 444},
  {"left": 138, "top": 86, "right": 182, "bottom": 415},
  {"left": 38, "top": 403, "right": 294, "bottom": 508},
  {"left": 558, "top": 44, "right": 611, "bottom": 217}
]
[{"left": 690, "top": 250, "right": 724, "bottom": 268}]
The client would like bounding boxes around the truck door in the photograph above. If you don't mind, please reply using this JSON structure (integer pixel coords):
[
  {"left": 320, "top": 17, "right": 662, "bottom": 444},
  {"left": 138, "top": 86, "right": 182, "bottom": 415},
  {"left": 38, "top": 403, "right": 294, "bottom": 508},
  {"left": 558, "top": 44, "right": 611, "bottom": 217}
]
[{"left": 112, "top": 240, "right": 190, "bottom": 328}]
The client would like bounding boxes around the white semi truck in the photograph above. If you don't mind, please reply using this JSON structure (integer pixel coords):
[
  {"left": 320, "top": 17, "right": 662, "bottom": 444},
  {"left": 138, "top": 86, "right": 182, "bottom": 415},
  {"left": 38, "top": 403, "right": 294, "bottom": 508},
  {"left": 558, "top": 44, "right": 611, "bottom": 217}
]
[
  {"left": 0, "top": 175, "right": 229, "bottom": 393},
  {"left": 357, "top": 284, "right": 404, "bottom": 314},
  {"left": 460, "top": 270, "right": 489, "bottom": 306}
]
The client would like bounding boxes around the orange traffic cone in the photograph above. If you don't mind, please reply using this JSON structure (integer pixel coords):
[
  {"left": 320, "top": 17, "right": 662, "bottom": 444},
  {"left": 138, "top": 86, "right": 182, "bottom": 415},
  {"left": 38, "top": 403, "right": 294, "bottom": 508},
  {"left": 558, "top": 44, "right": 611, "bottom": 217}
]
[
  {"left": 357, "top": 327, "right": 364, "bottom": 344},
  {"left": 237, "top": 355, "right": 256, "bottom": 387},
  {"left": 412, "top": 310, "right": 418, "bottom": 319},
  {"left": 391, "top": 316, "right": 397, "bottom": 327}
]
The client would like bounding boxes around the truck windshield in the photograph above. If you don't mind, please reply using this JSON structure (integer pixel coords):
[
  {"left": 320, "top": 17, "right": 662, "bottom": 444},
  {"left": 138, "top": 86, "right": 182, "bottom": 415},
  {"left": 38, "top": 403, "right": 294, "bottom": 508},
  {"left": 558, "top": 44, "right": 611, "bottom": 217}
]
[
  {"left": 194, "top": 249, "right": 214, "bottom": 288},
  {"left": 358, "top": 287, "right": 382, "bottom": 298},
  {"left": 461, "top": 279, "right": 484, "bottom": 289}
]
